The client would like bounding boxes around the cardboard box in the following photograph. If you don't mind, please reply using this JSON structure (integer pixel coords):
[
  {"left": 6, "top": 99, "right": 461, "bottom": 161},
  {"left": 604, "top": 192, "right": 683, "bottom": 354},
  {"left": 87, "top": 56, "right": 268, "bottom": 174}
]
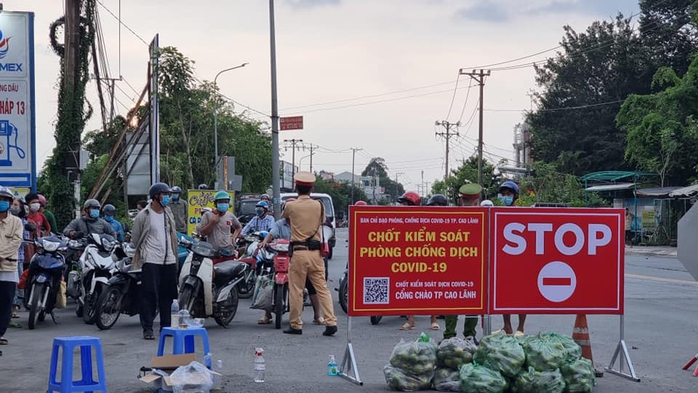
[{"left": 139, "top": 354, "right": 223, "bottom": 392}]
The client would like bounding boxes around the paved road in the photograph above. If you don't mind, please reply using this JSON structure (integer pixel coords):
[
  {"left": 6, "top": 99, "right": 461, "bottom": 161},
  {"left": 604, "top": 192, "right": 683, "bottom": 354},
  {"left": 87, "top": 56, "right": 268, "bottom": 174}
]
[{"left": 1, "top": 228, "right": 697, "bottom": 392}]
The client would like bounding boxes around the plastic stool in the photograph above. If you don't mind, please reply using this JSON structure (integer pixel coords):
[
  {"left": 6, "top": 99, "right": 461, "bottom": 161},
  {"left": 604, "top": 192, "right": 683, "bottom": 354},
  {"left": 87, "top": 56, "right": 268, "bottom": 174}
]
[
  {"left": 157, "top": 327, "right": 211, "bottom": 356},
  {"left": 48, "top": 336, "right": 107, "bottom": 393}
]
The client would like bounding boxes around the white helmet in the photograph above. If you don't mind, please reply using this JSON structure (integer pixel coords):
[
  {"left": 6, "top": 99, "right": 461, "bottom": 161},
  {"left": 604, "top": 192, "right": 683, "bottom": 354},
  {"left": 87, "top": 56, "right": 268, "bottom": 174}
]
[{"left": 480, "top": 200, "right": 494, "bottom": 207}]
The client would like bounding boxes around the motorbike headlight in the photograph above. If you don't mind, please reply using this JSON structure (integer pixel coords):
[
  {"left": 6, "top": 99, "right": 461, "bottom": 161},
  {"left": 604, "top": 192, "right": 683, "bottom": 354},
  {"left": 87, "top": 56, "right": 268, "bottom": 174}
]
[
  {"left": 102, "top": 238, "right": 116, "bottom": 253},
  {"left": 43, "top": 241, "right": 60, "bottom": 253}
]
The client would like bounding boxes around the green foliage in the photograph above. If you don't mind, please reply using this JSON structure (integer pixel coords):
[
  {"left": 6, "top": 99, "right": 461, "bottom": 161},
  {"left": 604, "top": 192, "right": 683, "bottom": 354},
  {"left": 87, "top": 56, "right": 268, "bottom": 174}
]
[
  {"left": 518, "top": 162, "right": 608, "bottom": 207},
  {"left": 617, "top": 56, "right": 698, "bottom": 186},
  {"left": 313, "top": 176, "right": 367, "bottom": 216},
  {"left": 361, "top": 157, "right": 405, "bottom": 201},
  {"left": 431, "top": 155, "right": 501, "bottom": 204}
]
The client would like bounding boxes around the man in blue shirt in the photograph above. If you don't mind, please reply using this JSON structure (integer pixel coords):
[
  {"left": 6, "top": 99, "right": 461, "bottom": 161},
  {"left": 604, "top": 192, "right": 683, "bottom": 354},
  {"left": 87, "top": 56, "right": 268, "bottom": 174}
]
[
  {"left": 102, "top": 204, "right": 124, "bottom": 242},
  {"left": 241, "top": 201, "right": 275, "bottom": 236}
]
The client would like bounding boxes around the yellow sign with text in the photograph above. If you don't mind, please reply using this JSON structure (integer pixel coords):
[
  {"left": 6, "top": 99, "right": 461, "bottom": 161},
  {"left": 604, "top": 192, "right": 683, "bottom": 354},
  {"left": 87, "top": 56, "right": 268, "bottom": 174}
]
[{"left": 187, "top": 190, "right": 235, "bottom": 236}]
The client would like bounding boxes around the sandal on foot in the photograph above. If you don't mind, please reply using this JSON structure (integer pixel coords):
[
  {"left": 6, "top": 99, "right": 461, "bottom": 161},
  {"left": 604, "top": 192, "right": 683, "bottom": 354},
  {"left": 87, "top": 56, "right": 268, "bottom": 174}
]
[
  {"left": 431, "top": 322, "right": 440, "bottom": 331},
  {"left": 257, "top": 316, "right": 272, "bottom": 325},
  {"left": 143, "top": 333, "right": 155, "bottom": 340},
  {"left": 514, "top": 330, "right": 524, "bottom": 337},
  {"left": 0, "top": 337, "right": 8, "bottom": 345},
  {"left": 399, "top": 322, "right": 415, "bottom": 331}
]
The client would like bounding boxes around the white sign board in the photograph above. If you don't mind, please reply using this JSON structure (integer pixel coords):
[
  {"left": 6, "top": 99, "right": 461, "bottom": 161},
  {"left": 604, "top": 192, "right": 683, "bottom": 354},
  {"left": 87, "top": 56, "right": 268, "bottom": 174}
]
[{"left": 0, "top": 12, "right": 35, "bottom": 190}]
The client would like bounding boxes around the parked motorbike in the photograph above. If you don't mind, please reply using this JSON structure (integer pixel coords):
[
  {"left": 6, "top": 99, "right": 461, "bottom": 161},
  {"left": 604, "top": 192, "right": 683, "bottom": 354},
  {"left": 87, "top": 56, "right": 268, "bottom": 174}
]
[
  {"left": 24, "top": 236, "right": 67, "bottom": 330},
  {"left": 235, "top": 232, "right": 267, "bottom": 299},
  {"left": 177, "top": 232, "right": 193, "bottom": 270},
  {"left": 94, "top": 243, "right": 141, "bottom": 330},
  {"left": 267, "top": 238, "right": 291, "bottom": 329},
  {"left": 336, "top": 262, "right": 382, "bottom": 325},
  {"left": 64, "top": 237, "right": 88, "bottom": 314},
  {"left": 76, "top": 233, "right": 119, "bottom": 324},
  {"left": 178, "top": 239, "right": 248, "bottom": 327}
]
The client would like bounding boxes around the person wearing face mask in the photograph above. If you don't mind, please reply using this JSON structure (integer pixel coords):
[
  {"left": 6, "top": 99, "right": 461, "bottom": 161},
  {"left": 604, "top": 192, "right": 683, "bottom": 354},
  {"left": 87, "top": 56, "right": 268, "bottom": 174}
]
[
  {"left": 9, "top": 198, "right": 29, "bottom": 320},
  {"left": 169, "top": 186, "right": 188, "bottom": 234},
  {"left": 37, "top": 194, "right": 57, "bottom": 237},
  {"left": 131, "top": 183, "right": 179, "bottom": 340},
  {"left": 493, "top": 180, "right": 528, "bottom": 336},
  {"left": 102, "top": 204, "right": 124, "bottom": 242},
  {"left": 196, "top": 191, "right": 242, "bottom": 254},
  {"left": 241, "top": 201, "right": 275, "bottom": 236},
  {"left": 25, "top": 193, "right": 51, "bottom": 237},
  {"left": 62, "top": 199, "right": 116, "bottom": 239},
  {"left": 0, "top": 186, "right": 23, "bottom": 347}
]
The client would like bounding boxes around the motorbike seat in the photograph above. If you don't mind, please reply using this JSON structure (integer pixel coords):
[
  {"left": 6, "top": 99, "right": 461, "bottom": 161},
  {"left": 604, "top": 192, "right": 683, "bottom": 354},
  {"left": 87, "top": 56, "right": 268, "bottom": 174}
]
[{"left": 213, "top": 261, "right": 245, "bottom": 280}]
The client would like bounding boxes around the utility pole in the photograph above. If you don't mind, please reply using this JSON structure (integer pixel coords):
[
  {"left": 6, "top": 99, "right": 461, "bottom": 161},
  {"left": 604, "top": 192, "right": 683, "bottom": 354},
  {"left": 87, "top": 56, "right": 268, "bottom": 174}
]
[
  {"left": 303, "top": 143, "right": 317, "bottom": 173},
  {"left": 269, "top": 0, "right": 281, "bottom": 219},
  {"left": 435, "top": 120, "right": 460, "bottom": 180},
  {"left": 460, "top": 69, "right": 491, "bottom": 185},
  {"left": 421, "top": 170, "right": 424, "bottom": 197},
  {"left": 284, "top": 139, "right": 303, "bottom": 181},
  {"left": 394, "top": 172, "right": 403, "bottom": 201},
  {"left": 350, "top": 147, "right": 362, "bottom": 205},
  {"left": 65, "top": 0, "right": 82, "bottom": 218}
]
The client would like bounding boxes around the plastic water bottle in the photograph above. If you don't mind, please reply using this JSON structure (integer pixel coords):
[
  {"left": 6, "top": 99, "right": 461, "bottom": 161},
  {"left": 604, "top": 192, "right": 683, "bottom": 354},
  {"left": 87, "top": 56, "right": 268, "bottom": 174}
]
[
  {"left": 170, "top": 299, "right": 180, "bottom": 328},
  {"left": 327, "top": 355, "right": 338, "bottom": 376},
  {"left": 213, "top": 359, "right": 223, "bottom": 389},
  {"left": 254, "top": 348, "right": 265, "bottom": 383},
  {"left": 204, "top": 352, "right": 212, "bottom": 370}
]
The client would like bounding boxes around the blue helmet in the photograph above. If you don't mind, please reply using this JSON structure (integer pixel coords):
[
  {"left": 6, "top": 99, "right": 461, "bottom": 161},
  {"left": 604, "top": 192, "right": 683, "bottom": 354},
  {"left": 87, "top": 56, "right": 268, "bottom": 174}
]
[
  {"left": 499, "top": 181, "right": 520, "bottom": 196},
  {"left": 255, "top": 201, "right": 269, "bottom": 210}
]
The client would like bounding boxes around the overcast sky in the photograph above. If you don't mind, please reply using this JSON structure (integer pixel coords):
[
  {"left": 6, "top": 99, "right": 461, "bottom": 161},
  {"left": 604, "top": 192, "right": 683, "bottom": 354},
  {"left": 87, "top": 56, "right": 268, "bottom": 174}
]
[{"left": 10, "top": 0, "right": 639, "bottom": 193}]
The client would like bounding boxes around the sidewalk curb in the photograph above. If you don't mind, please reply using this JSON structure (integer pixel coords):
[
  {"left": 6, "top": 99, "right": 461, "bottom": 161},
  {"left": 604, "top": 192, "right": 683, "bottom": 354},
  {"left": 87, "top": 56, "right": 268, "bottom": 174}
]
[{"left": 625, "top": 247, "right": 677, "bottom": 257}]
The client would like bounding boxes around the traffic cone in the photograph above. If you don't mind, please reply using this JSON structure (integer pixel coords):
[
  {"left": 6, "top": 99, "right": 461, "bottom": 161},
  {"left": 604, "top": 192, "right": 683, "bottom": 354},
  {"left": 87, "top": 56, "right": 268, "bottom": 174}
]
[{"left": 572, "top": 314, "right": 604, "bottom": 377}]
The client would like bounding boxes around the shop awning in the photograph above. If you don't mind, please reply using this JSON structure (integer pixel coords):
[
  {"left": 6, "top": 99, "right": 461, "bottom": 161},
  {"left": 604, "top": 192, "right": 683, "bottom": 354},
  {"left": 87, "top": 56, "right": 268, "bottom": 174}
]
[
  {"left": 585, "top": 183, "right": 636, "bottom": 192},
  {"left": 669, "top": 184, "right": 698, "bottom": 198},
  {"left": 636, "top": 187, "right": 681, "bottom": 198}
]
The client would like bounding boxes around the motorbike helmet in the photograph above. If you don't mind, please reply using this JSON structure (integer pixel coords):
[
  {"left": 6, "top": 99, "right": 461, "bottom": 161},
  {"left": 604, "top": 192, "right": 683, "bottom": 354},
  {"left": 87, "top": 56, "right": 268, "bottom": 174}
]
[
  {"left": 256, "top": 201, "right": 269, "bottom": 211},
  {"left": 480, "top": 200, "right": 494, "bottom": 207},
  {"left": 499, "top": 181, "right": 520, "bottom": 196},
  {"left": 83, "top": 198, "right": 101, "bottom": 210},
  {"left": 197, "top": 183, "right": 208, "bottom": 190},
  {"left": 427, "top": 194, "right": 448, "bottom": 206},
  {"left": 354, "top": 201, "right": 368, "bottom": 206},
  {"left": 149, "top": 182, "right": 171, "bottom": 200},
  {"left": 0, "top": 186, "right": 12, "bottom": 200},
  {"left": 260, "top": 194, "right": 271, "bottom": 201},
  {"left": 38, "top": 194, "right": 47, "bottom": 206},
  {"left": 103, "top": 204, "right": 116, "bottom": 216},
  {"left": 397, "top": 191, "right": 421, "bottom": 206},
  {"left": 171, "top": 186, "right": 182, "bottom": 193},
  {"left": 214, "top": 190, "right": 230, "bottom": 202}
]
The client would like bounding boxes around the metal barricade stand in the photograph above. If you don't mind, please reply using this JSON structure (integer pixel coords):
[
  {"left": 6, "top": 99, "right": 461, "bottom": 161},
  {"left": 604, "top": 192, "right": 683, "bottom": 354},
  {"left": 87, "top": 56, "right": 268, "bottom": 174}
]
[
  {"left": 605, "top": 315, "right": 640, "bottom": 381},
  {"left": 338, "top": 313, "right": 363, "bottom": 385}
]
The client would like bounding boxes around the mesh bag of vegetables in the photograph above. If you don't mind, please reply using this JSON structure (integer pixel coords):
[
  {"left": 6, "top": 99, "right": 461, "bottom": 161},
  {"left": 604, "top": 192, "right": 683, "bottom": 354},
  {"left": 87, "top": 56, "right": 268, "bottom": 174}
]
[
  {"left": 522, "top": 333, "right": 569, "bottom": 372},
  {"left": 436, "top": 337, "right": 475, "bottom": 370},
  {"left": 560, "top": 357, "right": 595, "bottom": 393},
  {"left": 432, "top": 367, "right": 461, "bottom": 392},
  {"left": 538, "top": 331, "right": 582, "bottom": 362},
  {"left": 474, "top": 332, "right": 526, "bottom": 377},
  {"left": 459, "top": 361, "right": 508, "bottom": 393},
  {"left": 512, "top": 366, "right": 566, "bottom": 393},
  {"left": 389, "top": 333, "right": 437, "bottom": 376},
  {"left": 384, "top": 364, "right": 432, "bottom": 391}
]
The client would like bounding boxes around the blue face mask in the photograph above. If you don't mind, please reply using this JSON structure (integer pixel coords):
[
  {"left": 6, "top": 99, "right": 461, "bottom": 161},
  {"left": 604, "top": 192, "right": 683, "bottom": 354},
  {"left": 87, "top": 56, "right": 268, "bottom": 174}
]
[
  {"left": 0, "top": 200, "right": 10, "bottom": 212},
  {"left": 172, "top": 194, "right": 180, "bottom": 201},
  {"left": 255, "top": 208, "right": 264, "bottom": 217},
  {"left": 89, "top": 209, "right": 100, "bottom": 218},
  {"left": 161, "top": 195, "right": 171, "bottom": 207},
  {"left": 217, "top": 203, "right": 229, "bottom": 213},
  {"left": 104, "top": 216, "right": 114, "bottom": 222},
  {"left": 500, "top": 196, "right": 514, "bottom": 206}
]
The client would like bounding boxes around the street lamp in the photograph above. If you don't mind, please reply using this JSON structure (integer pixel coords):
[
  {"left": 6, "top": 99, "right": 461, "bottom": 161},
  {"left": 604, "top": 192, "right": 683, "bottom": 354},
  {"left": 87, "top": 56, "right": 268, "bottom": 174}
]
[{"left": 213, "top": 62, "right": 248, "bottom": 187}]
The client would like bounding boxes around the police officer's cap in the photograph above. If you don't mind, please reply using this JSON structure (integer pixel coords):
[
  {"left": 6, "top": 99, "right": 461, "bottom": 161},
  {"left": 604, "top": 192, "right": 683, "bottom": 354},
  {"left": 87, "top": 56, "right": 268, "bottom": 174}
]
[
  {"left": 294, "top": 171, "right": 316, "bottom": 187},
  {"left": 459, "top": 183, "right": 482, "bottom": 198}
]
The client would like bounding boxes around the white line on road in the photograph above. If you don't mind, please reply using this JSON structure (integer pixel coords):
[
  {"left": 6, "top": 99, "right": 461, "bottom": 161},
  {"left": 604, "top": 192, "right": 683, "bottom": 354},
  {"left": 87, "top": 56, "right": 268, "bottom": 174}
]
[{"left": 625, "top": 273, "right": 698, "bottom": 285}]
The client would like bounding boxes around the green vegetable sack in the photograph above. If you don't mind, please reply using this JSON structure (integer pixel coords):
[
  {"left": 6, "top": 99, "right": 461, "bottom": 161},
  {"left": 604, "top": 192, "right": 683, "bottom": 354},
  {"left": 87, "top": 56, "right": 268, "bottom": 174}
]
[
  {"left": 474, "top": 332, "right": 526, "bottom": 377},
  {"left": 389, "top": 335, "right": 437, "bottom": 377},
  {"left": 512, "top": 366, "right": 566, "bottom": 393},
  {"left": 522, "top": 334, "right": 568, "bottom": 372},
  {"left": 436, "top": 337, "right": 475, "bottom": 371},
  {"left": 384, "top": 364, "right": 432, "bottom": 391},
  {"left": 459, "top": 362, "right": 508, "bottom": 393},
  {"left": 560, "top": 357, "right": 596, "bottom": 393},
  {"left": 538, "top": 331, "right": 582, "bottom": 362},
  {"left": 432, "top": 367, "right": 461, "bottom": 392}
]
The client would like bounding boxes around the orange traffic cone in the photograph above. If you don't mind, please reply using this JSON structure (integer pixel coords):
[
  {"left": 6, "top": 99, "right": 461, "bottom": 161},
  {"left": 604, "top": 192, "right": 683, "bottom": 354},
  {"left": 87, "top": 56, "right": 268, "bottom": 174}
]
[{"left": 572, "top": 314, "right": 604, "bottom": 377}]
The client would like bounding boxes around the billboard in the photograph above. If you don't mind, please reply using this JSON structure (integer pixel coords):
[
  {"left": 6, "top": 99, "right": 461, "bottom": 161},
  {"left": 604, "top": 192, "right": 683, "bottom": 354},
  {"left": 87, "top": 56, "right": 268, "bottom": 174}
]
[
  {"left": 348, "top": 206, "right": 487, "bottom": 316},
  {"left": 280, "top": 116, "right": 303, "bottom": 131},
  {"left": 0, "top": 12, "right": 35, "bottom": 190},
  {"left": 489, "top": 208, "right": 624, "bottom": 314}
]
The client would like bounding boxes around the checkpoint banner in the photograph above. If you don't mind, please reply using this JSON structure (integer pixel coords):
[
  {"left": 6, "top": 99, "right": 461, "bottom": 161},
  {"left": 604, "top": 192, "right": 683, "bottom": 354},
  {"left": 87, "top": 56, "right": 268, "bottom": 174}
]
[
  {"left": 348, "top": 206, "right": 487, "bottom": 316},
  {"left": 186, "top": 189, "right": 235, "bottom": 236},
  {"left": 489, "top": 207, "right": 624, "bottom": 314}
]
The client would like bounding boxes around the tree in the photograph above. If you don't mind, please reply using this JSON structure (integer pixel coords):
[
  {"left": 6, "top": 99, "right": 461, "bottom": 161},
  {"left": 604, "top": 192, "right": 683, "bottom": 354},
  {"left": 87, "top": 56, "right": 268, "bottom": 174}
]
[
  {"left": 361, "top": 157, "right": 405, "bottom": 201},
  {"left": 517, "top": 162, "right": 607, "bottom": 207},
  {"left": 431, "top": 155, "right": 501, "bottom": 203},
  {"left": 639, "top": 0, "right": 698, "bottom": 76},
  {"left": 617, "top": 59, "right": 698, "bottom": 186},
  {"left": 312, "top": 176, "right": 368, "bottom": 217}
]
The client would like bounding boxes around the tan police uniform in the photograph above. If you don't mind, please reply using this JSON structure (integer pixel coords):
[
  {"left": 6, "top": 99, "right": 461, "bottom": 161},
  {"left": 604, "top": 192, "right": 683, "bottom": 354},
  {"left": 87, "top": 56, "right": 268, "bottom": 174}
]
[{"left": 282, "top": 172, "right": 337, "bottom": 331}]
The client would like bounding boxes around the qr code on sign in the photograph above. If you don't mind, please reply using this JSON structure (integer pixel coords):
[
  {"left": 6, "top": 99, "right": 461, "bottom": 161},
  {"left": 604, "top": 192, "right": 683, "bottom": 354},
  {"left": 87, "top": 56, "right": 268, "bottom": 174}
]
[{"left": 363, "top": 277, "right": 390, "bottom": 304}]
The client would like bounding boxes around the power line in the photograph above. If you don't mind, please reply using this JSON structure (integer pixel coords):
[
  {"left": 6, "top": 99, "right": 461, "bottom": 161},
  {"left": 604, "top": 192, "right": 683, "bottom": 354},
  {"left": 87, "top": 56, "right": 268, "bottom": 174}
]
[
  {"left": 485, "top": 99, "right": 624, "bottom": 113},
  {"left": 445, "top": 74, "right": 460, "bottom": 120},
  {"left": 95, "top": 0, "right": 149, "bottom": 46},
  {"left": 457, "top": 78, "right": 474, "bottom": 124}
]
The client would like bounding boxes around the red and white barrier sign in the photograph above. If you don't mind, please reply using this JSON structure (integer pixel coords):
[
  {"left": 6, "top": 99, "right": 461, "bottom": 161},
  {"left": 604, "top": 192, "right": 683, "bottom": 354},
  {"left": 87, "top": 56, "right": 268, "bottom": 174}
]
[
  {"left": 489, "top": 208, "right": 624, "bottom": 314},
  {"left": 348, "top": 206, "right": 487, "bottom": 316}
]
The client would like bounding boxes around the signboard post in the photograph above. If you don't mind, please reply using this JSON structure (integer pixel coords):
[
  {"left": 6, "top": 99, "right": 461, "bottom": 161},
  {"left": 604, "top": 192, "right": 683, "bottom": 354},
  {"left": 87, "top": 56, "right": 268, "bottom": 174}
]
[
  {"left": 0, "top": 12, "right": 35, "bottom": 191},
  {"left": 349, "top": 206, "right": 487, "bottom": 316},
  {"left": 280, "top": 116, "right": 303, "bottom": 131}
]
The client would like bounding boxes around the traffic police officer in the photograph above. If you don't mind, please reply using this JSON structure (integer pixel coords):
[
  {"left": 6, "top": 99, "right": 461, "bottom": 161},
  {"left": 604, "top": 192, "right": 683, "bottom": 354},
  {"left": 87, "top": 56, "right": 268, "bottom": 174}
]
[{"left": 282, "top": 172, "right": 337, "bottom": 336}]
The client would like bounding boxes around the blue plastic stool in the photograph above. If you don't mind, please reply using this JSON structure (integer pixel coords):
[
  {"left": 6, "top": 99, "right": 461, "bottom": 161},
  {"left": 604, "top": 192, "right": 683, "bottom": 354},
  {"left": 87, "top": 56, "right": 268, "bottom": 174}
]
[
  {"left": 48, "top": 336, "right": 107, "bottom": 393},
  {"left": 157, "top": 327, "right": 211, "bottom": 356}
]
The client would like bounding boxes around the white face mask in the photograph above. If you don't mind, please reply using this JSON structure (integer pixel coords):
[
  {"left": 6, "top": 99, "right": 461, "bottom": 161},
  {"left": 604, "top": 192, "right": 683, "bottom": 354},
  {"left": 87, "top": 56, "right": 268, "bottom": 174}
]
[{"left": 30, "top": 203, "right": 41, "bottom": 212}]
